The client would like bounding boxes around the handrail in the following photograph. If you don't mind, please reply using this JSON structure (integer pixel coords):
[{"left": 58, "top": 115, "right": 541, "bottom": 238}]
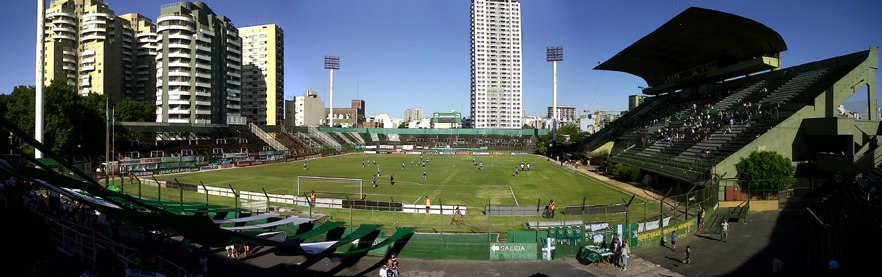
[
  {"left": 38, "top": 211, "right": 190, "bottom": 276},
  {"left": 248, "top": 123, "right": 287, "bottom": 151}
]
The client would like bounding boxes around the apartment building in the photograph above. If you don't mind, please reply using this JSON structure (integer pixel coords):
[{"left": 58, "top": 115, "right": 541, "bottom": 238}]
[
  {"left": 470, "top": 0, "right": 523, "bottom": 129},
  {"left": 154, "top": 2, "right": 243, "bottom": 124},
  {"left": 239, "top": 24, "right": 284, "bottom": 126}
]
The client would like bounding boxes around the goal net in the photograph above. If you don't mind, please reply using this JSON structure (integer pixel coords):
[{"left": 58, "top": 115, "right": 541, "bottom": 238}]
[{"left": 296, "top": 176, "right": 364, "bottom": 200}]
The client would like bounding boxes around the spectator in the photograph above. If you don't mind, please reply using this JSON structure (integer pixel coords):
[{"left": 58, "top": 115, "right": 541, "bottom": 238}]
[
  {"left": 684, "top": 245, "right": 693, "bottom": 264},
  {"left": 670, "top": 231, "right": 678, "bottom": 251},
  {"left": 772, "top": 257, "right": 783, "bottom": 274},
  {"left": 425, "top": 196, "right": 431, "bottom": 214},
  {"left": 621, "top": 241, "right": 629, "bottom": 271},
  {"left": 721, "top": 220, "right": 729, "bottom": 242},
  {"left": 828, "top": 258, "right": 838, "bottom": 271},
  {"left": 698, "top": 206, "right": 706, "bottom": 230}
]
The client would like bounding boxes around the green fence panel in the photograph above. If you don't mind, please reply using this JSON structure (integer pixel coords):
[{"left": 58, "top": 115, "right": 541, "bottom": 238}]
[{"left": 489, "top": 243, "right": 538, "bottom": 260}]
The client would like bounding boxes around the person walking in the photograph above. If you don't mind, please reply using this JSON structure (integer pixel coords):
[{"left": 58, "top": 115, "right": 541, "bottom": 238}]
[
  {"left": 310, "top": 191, "right": 317, "bottom": 206},
  {"left": 620, "top": 241, "right": 629, "bottom": 271},
  {"left": 721, "top": 220, "right": 729, "bottom": 242},
  {"left": 390, "top": 174, "right": 395, "bottom": 186},
  {"left": 683, "top": 245, "right": 692, "bottom": 264},
  {"left": 670, "top": 231, "right": 678, "bottom": 251}
]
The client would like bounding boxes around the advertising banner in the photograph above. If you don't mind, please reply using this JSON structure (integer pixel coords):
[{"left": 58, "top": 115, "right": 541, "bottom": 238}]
[{"left": 140, "top": 158, "right": 162, "bottom": 164}]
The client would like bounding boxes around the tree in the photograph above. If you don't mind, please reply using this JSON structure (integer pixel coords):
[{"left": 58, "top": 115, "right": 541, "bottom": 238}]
[
  {"left": 398, "top": 121, "right": 408, "bottom": 128},
  {"left": 557, "top": 123, "right": 588, "bottom": 141},
  {"left": 521, "top": 124, "right": 532, "bottom": 129},
  {"left": 612, "top": 163, "right": 641, "bottom": 182},
  {"left": 735, "top": 150, "right": 796, "bottom": 197},
  {"left": 4, "top": 85, "right": 37, "bottom": 155},
  {"left": 115, "top": 99, "right": 156, "bottom": 122},
  {"left": 3, "top": 81, "right": 108, "bottom": 159}
]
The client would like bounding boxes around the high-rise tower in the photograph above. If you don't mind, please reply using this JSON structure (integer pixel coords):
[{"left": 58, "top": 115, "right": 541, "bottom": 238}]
[
  {"left": 239, "top": 24, "right": 284, "bottom": 126},
  {"left": 470, "top": 0, "right": 523, "bottom": 129},
  {"left": 154, "top": 2, "right": 243, "bottom": 124}
]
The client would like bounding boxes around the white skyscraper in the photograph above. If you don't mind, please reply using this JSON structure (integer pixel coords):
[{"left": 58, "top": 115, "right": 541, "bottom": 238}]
[{"left": 470, "top": 0, "right": 523, "bottom": 129}]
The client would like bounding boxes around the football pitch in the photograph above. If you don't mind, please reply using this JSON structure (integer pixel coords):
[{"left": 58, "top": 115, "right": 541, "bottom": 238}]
[
  {"left": 156, "top": 153, "right": 631, "bottom": 208},
  {"left": 148, "top": 153, "right": 660, "bottom": 232}
]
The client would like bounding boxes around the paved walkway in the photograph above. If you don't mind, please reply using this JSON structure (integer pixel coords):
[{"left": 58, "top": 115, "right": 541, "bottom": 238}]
[{"left": 207, "top": 247, "right": 685, "bottom": 277}]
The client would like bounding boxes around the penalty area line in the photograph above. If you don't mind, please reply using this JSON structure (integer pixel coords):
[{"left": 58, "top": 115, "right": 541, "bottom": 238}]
[{"left": 509, "top": 185, "right": 519, "bottom": 206}]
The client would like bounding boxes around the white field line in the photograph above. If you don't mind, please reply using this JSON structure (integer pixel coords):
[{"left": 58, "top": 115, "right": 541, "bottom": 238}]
[
  {"left": 205, "top": 176, "right": 256, "bottom": 185},
  {"left": 509, "top": 185, "right": 519, "bottom": 206}
]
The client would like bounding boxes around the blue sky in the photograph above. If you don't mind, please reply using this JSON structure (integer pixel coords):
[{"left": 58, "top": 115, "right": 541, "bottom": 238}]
[{"left": 1, "top": 0, "right": 879, "bottom": 119}]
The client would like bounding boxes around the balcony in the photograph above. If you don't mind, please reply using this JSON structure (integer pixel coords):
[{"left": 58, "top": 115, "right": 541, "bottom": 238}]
[
  {"left": 166, "top": 33, "right": 194, "bottom": 41},
  {"left": 53, "top": 26, "right": 76, "bottom": 34},
  {"left": 168, "top": 81, "right": 190, "bottom": 87},
  {"left": 168, "top": 108, "right": 190, "bottom": 115},
  {"left": 137, "top": 32, "right": 157, "bottom": 39},
  {"left": 167, "top": 70, "right": 190, "bottom": 77},
  {"left": 195, "top": 63, "right": 211, "bottom": 70},
  {"left": 81, "top": 65, "right": 95, "bottom": 72},
  {"left": 81, "top": 34, "right": 105, "bottom": 42},
  {"left": 196, "top": 53, "right": 211, "bottom": 62},
  {"left": 157, "top": 15, "right": 194, "bottom": 23},
  {"left": 195, "top": 81, "right": 211, "bottom": 88},
  {"left": 168, "top": 51, "right": 190, "bottom": 59},
  {"left": 157, "top": 24, "right": 194, "bottom": 33},
  {"left": 167, "top": 62, "right": 190, "bottom": 68}
]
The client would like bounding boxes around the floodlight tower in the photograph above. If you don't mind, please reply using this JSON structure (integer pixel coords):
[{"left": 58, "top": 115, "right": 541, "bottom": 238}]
[
  {"left": 35, "top": 0, "right": 46, "bottom": 158},
  {"left": 546, "top": 46, "right": 563, "bottom": 141},
  {"left": 324, "top": 56, "right": 340, "bottom": 127}
]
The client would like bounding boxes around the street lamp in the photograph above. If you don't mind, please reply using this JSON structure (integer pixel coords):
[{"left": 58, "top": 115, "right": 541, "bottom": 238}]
[
  {"left": 546, "top": 46, "right": 563, "bottom": 141},
  {"left": 324, "top": 56, "right": 340, "bottom": 127}
]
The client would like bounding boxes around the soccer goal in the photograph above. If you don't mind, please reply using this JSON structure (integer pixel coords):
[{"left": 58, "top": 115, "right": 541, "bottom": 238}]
[{"left": 295, "top": 176, "right": 364, "bottom": 200}]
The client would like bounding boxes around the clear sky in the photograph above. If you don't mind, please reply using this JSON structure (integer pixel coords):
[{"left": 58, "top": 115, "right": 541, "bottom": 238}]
[{"left": 1, "top": 0, "right": 879, "bottom": 119}]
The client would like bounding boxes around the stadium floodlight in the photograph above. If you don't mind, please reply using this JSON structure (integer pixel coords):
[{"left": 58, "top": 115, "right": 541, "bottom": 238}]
[
  {"left": 324, "top": 56, "right": 340, "bottom": 127},
  {"left": 35, "top": 0, "right": 46, "bottom": 158},
  {"left": 546, "top": 46, "right": 563, "bottom": 141}
]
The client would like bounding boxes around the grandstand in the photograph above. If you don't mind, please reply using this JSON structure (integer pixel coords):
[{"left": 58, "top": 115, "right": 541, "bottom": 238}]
[{"left": 575, "top": 7, "right": 879, "bottom": 185}]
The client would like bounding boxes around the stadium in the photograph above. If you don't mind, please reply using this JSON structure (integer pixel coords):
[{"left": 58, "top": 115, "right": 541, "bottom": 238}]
[{"left": 1, "top": 3, "right": 880, "bottom": 277}]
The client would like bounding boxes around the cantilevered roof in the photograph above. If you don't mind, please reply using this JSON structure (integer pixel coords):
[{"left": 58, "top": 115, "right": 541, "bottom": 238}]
[{"left": 595, "top": 7, "right": 787, "bottom": 88}]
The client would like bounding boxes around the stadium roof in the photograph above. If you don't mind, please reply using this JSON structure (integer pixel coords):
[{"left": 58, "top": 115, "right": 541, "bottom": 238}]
[{"left": 595, "top": 7, "right": 787, "bottom": 90}]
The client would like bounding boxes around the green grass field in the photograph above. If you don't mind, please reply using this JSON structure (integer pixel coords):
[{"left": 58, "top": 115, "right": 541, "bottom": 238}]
[{"left": 136, "top": 153, "right": 661, "bottom": 232}]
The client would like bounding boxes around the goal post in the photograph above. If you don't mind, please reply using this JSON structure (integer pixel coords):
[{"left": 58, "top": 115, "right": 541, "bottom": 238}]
[{"left": 296, "top": 176, "right": 364, "bottom": 199}]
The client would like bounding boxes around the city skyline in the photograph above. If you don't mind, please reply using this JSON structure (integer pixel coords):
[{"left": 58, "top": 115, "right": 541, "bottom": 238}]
[{"left": 1, "top": 0, "right": 880, "bottom": 120}]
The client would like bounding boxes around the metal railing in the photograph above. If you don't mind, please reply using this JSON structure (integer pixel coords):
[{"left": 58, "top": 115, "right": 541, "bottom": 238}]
[{"left": 41, "top": 213, "right": 189, "bottom": 277}]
